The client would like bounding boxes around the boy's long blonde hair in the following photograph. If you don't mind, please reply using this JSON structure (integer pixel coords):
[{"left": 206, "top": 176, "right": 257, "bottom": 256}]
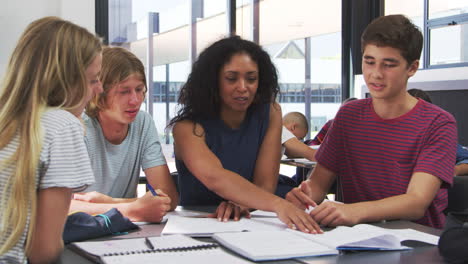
[
  {"left": 0, "top": 16, "right": 101, "bottom": 255},
  {"left": 85, "top": 46, "right": 146, "bottom": 118}
]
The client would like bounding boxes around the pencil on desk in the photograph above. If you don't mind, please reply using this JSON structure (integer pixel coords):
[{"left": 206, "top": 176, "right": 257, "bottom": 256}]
[
  {"left": 144, "top": 237, "right": 154, "bottom": 250},
  {"left": 146, "top": 183, "right": 158, "bottom": 196}
]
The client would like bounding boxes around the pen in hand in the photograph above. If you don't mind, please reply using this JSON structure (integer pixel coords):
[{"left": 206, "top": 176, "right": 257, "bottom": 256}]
[
  {"left": 146, "top": 183, "right": 158, "bottom": 196},
  {"left": 144, "top": 237, "right": 154, "bottom": 250}
]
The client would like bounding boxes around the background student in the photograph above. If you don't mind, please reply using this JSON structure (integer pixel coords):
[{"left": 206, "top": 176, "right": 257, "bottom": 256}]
[
  {"left": 455, "top": 145, "right": 468, "bottom": 176},
  {"left": 288, "top": 98, "right": 358, "bottom": 191},
  {"left": 286, "top": 14, "right": 456, "bottom": 229},
  {"left": 70, "top": 47, "right": 178, "bottom": 223},
  {"left": 308, "top": 97, "right": 357, "bottom": 146},
  {"left": 407, "top": 88, "right": 468, "bottom": 176},
  {"left": 169, "top": 36, "right": 321, "bottom": 234},
  {"left": 276, "top": 112, "right": 316, "bottom": 198},
  {"left": 281, "top": 111, "right": 316, "bottom": 161},
  {"left": 0, "top": 17, "right": 100, "bottom": 263}
]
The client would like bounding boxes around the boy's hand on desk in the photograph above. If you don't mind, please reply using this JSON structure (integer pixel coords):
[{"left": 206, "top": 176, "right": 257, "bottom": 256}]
[
  {"left": 285, "top": 182, "right": 317, "bottom": 210},
  {"left": 208, "top": 201, "right": 251, "bottom": 222},
  {"left": 126, "top": 190, "right": 171, "bottom": 222},
  {"left": 73, "top": 191, "right": 114, "bottom": 203},
  {"left": 310, "top": 201, "right": 359, "bottom": 227},
  {"left": 274, "top": 199, "right": 323, "bottom": 234}
]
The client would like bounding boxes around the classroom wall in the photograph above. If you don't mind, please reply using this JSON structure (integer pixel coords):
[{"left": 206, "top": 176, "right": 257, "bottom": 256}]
[{"left": 0, "top": 0, "right": 95, "bottom": 84}]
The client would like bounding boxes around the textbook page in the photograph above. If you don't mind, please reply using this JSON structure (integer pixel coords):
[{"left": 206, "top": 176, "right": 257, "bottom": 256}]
[
  {"left": 291, "top": 224, "right": 438, "bottom": 250},
  {"left": 292, "top": 225, "right": 406, "bottom": 250},
  {"left": 249, "top": 210, "right": 277, "bottom": 217},
  {"left": 161, "top": 215, "right": 285, "bottom": 237},
  {"left": 213, "top": 230, "right": 338, "bottom": 261},
  {"left": 380, "top": 228, "right": 439, "bottom": 245}
]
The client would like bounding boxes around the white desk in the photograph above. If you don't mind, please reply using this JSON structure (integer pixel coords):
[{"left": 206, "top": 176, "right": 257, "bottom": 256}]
[{"left": 59, "top": 206, "right": 444, "bottom": 264}]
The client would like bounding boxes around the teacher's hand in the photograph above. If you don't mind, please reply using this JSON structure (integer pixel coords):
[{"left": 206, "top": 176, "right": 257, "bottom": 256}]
[{"left": 208, "top": 201, "right": 251, "bottom": 222}]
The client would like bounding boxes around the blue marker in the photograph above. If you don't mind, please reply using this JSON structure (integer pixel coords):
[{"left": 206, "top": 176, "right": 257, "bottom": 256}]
[{"left": 146, "top": 183, "right": 158, "bottom": 196}]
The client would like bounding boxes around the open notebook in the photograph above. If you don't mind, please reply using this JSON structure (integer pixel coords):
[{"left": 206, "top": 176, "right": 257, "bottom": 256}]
[
  {"left": 69, "top": 234, "right": 253, "bottom": 264},
  {"left": 212, "top": 224, "right": 439, "bottom": 261},
  {"left": 161, "top": 215, "right": 285, "bottom": 237}
]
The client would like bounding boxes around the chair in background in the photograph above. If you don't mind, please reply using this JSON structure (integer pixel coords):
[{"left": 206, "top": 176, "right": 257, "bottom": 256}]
[
  {"left": 447, "top": 176, "right": 468, "bottom": 213},
  {"left": 171, "top": 171, "right": 179, "bottom": 193}
]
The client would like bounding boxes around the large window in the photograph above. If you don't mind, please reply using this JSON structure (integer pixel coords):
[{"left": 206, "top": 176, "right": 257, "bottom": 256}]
[
  {"left": 107, "top": 0, "right": 466, "bottom": 144},
  {"left": 259, "top": 0, "right": 342, "bottom": 139},
  {"left": 108, "top": 0, "right": 342, "bottom": 142},
  {"left": 109, "top": 0, "right": 190, "bottom": 146},
  {"left": 386, "top": 0, "right": 468, "bottom": 68}
]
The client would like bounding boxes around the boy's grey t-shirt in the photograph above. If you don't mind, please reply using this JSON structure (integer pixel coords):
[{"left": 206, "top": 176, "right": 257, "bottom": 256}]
[{"left": 83, "top": 111, "right": 166, "bottom": 198}]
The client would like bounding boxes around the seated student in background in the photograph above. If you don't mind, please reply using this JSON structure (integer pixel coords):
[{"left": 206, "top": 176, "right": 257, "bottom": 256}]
[
  {"left": 455, "top": 145, "right": 468, "bottom": 176},
  {"left": 407, "top": 88, "right": 432, "bottom": 104},
  {"left": 286, "top": 14, "right": 456, "bottom": 229},
  {"left": 70, "top": 46, "right": 178, "bottom": 223},
  {"left": 0, "top": 17, "right": 101, "bottom": 263},
  {"left": 276, "top": 112, "right": 317, "bottom": 198},
  {"left": 281, "top": 112, "right": 316, "bottom": 161},
  {"left": 308, "top": 97, "right": 357, "bottom": 146},
  {"left": 290, "top": 97, "right": 358, "bottom": 189},
  {"left": 169, "top": 36, "right": 321, "bottom": 234},
  {"left": 407, "top": 88, "right": 468, "bottom": 176}
]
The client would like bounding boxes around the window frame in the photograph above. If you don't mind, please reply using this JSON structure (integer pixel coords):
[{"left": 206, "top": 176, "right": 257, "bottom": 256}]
[{"left": 423, "top": 1, "right": 468, "bottom": 69}]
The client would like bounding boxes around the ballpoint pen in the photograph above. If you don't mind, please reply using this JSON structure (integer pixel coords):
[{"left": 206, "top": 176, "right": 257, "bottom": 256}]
[
  {"left": 144, "top": 237, "right": 154, "bottom": 250},
  {"left": 146, "top": 183, "right": 158, "bottom": 196}
]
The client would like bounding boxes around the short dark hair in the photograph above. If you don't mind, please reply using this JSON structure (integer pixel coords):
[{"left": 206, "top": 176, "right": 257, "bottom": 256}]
[
  {"left": 168, "top": 36, "right": 279, "bottom": 127},
  {"left": 342, "top": 97, "right": 357, "bottom": 105},
  {"left": 283, "top": 112, "right": 309, "bottom": 133},
  {"left": 408, "top": 88, "right": 432, "bottom": 103},
  {"left": 361, "top": 14, "right": 423, "bottom": 66}
]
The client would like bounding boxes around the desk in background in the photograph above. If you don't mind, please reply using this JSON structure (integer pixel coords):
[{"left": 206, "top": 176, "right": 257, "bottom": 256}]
[
  {"left": 280, "top": 158, "right": 316, "bottom": 169},
  {"left": 280, "top": 158, "right": 316, "bottom": 185},
  {"left": 59, "top": 206, "right": 444, "bottom": 264}
]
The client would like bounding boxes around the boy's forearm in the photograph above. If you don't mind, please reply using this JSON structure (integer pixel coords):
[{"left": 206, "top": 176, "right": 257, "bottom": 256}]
[
  {"left": 455, "top": 163, "right": 468, "bottom": 176},
  {"left": 353, "top": 194, "right": 428, "bottom": 224},
  {"left": 69, "top": 199, "right": 132, "bottom": 216}
]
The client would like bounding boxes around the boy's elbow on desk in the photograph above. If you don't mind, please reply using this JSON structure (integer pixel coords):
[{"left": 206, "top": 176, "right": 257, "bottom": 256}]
[{"left": 404, "top": 206, "right": 427, "bottom": 221}]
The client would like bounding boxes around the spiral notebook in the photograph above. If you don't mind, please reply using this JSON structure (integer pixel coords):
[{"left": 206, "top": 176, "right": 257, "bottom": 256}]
[{"left": 68, "top": 234, "right": 252, "bottom": 264}]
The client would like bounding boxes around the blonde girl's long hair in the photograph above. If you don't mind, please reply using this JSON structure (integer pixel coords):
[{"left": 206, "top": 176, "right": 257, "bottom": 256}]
[
  {"left": 0, "top": 16, "right": 101, "bottom": 255},
  {"left": 85, "top": 46, "right": 147, "bottom": 118}
]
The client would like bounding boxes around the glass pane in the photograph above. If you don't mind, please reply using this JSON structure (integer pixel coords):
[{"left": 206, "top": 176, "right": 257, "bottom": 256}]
[
  {"left": 430, "top": 22, "right": 468, "bottom": 65},
  {"left": 196, "top": 4, "right": 227, "bottom": 54},
  {"left": 385, "top": 0, "right": 425, "bottom": 68},
  {"left": 203, "top": 0, "right": 225, "bottom": 18},
  {"left": 260, "top": 0, "right": 342, "bottom": 139},
  {"left": 429, "top": 0, "right": 468, "bottom": 19},
  {"left": 109, "top": 0, "right": 190, "bottom": 162},
  {"left": 385, "top": 0, "right": 423, "bottom": 18},
  {"left": 236, "top": 0, "right": 252, "bottom": 40}
]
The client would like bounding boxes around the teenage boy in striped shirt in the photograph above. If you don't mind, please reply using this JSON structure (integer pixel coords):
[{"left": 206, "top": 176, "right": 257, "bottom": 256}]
[{"left": 286, "top": 14, "right": 457, "bottom": 229}]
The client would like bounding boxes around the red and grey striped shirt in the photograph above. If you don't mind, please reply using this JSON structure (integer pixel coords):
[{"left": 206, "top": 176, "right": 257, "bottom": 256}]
[
  {"left": 309, "top": 119, "right": 333, "bottom": 146},
  {"left": 316, "top": 98, "right": 457, "bottom": 229}
]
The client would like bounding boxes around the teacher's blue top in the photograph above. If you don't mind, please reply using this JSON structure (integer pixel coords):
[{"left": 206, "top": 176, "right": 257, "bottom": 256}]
[{"left": 176, "top": 103, "right": 270, "bottom": 205}]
